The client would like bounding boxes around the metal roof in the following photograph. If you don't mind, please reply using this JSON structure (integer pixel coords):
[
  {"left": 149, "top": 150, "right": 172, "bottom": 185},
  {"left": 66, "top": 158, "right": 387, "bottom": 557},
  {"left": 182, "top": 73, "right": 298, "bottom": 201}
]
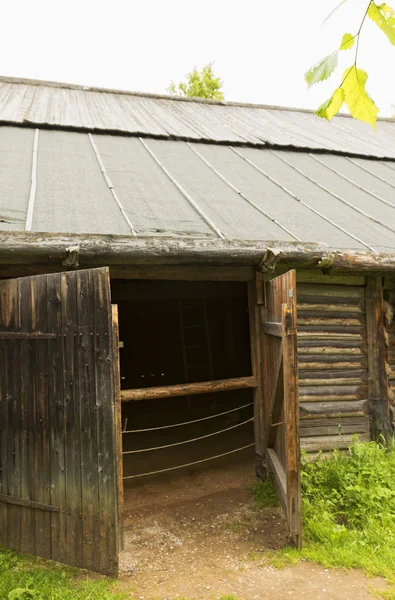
[
  {"left": 1, "top": 126, "right": 395, "bottom": 253},
  {"left": 1, "top": 77, "right": 395, "bottom": 158}
]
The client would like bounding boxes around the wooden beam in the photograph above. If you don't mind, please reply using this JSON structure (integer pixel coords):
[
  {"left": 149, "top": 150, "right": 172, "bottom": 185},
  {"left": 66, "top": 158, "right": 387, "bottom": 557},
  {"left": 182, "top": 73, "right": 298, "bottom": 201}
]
[
  {"left": 0, "top": 494, "right": 59, "bottom": 513},
  {"left": 0, "top": 332, "right": 56, "bottom": 339},
  {"left": 266, "top": 449, "right": 287, "bottom": 517},
  {"left": 120, "top": 376, "right": 257, "bottom": 402},
  {"left": 365, "top": 276, "right": 392, "bottom": 438},
  {"left": 262, "top": 321, "right": 283, "bottom": 337},
  {"left": 248, "top": 279, "right": 265, "bottom": 476},
  {"left": 266, "top": 346, "right": 284, "bottom": 448}
]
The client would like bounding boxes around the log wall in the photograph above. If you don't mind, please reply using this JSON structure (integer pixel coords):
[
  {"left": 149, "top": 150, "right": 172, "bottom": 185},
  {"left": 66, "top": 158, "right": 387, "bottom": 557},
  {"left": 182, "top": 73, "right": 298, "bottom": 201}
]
[
  {"left": 297, "top": 282, "right": 370, "bottom": 453},
  {"left": 384, "top": 288, "right": 395, "bottom": 428}
]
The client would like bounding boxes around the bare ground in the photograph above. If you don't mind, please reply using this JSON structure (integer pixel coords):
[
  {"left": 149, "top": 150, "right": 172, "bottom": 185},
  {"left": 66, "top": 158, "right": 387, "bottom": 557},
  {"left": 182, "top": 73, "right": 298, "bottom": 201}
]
[{"left": 119, "top": 454, "right": 388, "bottom": 600}]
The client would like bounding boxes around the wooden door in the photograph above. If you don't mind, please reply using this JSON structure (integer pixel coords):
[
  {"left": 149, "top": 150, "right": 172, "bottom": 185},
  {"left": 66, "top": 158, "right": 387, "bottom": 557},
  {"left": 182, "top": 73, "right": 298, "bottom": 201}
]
[
  {"left": 0, "top": 267, "right": 122, "bottom": 576},
  {"left": 261, "top": 270, "right": 301, "bottom": 547}
]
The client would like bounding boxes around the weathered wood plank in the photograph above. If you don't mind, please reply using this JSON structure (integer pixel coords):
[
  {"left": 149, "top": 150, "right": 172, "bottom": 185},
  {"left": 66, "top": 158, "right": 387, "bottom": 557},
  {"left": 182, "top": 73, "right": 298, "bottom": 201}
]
[
  {"left": 247, "top": 279, "right": 265, "bottom": 471},
  {"left": 121, "top": 376, "right": 257, "bottom": 402},
  {"left": 300, "top": 418, "right": 370, "bottom": 437},
  {"left": 366, "top": 276, "right": 391, "bottom": 437},
  {"left": 267, "top": 449, "right": 287, "bottom": 517},
  {"left": 46, "top": 272, "right": 67, "bottom": 565},
  {"left": 77, "top": 269, "right": 100, "bottom": 573},
  {"left": 301, "top": 432, "right": 370, "bottom": 453},
  {"left": 299, "top": 399, "right": 369, "bottom": 419},
  {"left": 92, "top": 268, "right": 119, "bottom": 577},
  {"left": 283, "top": 301, "right": 301, "bottom": 548},
  {"left": 61, "top": 271, "right": 83, "bottom": 568},
  {"left": 111, "top": 304, "right": 124, "bottom": 552},
  {"left": 0, "top": 494, "right": 59, "bottom": 512}
]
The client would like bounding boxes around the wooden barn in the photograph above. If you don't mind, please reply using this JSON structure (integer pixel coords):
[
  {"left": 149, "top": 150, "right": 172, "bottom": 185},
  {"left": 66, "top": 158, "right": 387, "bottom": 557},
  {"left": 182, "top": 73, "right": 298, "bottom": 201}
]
[{"left": 0, "top": 76, "right": 395, "bottom": 576}]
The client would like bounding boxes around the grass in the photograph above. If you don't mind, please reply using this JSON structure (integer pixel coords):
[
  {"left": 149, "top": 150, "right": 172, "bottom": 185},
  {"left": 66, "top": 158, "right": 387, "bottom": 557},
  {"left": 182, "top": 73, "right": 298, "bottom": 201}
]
[
  {"left": 0, "top": 547, "right": 129, "bottom": 600},
  {"left": 251, "top": 438, "right": 395, "bottom": 586}
]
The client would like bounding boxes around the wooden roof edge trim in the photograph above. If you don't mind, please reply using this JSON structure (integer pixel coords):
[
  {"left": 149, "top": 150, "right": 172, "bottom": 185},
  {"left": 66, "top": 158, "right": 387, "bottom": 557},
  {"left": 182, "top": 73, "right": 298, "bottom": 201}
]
[
  {"left": 0, "top": 232, "right": 394, "bottom": 272},
  {"left": 0, "top": 76, "right": 394, "bottom": 120},
  {"left": 1, "top": 121, "right": 395, "bottom": 162}
]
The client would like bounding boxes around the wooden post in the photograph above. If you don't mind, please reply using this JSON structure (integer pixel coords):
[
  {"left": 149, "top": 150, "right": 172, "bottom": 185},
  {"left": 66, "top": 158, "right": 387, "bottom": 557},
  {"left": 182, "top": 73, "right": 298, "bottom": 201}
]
[
  {"left": 248, "top": 274, "right": 266, "bottom": 478},
  {"left": 365, "top": 276, "right": 392, "bottom": 438}
]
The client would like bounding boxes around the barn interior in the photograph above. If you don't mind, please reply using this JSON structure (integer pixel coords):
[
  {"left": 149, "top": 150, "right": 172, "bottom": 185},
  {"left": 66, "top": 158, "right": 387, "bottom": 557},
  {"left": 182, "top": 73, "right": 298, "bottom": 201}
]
[
  {"left": 111, "top": 279, "right": 254, "bottom": 480},
  {"left": 111, "top": 280, "right": 256, "bottom": 539}
]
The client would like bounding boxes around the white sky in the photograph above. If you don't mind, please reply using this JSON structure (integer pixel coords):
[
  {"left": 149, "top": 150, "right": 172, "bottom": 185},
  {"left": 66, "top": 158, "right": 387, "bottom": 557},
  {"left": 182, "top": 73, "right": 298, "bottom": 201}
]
[{"left": 2, "top": 0, "right": 395, "bottom": 115}]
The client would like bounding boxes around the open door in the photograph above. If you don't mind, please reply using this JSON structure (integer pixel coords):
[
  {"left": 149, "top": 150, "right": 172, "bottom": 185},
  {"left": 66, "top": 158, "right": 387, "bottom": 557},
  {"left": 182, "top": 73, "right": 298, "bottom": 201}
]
[
  {"left": 0, "top": 267, "right": 122, "bottom": 576},
  {"left": 261, "top": 270, "right": 301, "bottom": 547}
]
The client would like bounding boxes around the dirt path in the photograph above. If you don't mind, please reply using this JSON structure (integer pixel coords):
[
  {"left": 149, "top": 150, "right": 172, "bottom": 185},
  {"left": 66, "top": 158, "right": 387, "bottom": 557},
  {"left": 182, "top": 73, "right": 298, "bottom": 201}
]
[{"left": 119, "top": 456, "right": 388, "bottom": 599}]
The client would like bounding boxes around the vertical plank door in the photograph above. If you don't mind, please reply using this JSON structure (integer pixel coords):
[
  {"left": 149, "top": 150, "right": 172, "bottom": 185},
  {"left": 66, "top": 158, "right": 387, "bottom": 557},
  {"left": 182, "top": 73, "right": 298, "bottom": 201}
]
[
  {"left": 0, "top": 267, "right": 122, "bottom": 576},
  {"left": 260, "top": 269, "right": 301, "bottom": 548}
]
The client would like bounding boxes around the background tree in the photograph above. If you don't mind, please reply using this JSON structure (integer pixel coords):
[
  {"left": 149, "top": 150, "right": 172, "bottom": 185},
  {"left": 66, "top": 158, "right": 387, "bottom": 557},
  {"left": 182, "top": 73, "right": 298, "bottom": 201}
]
[
  {"left": 168, "top": 63, "right": 224, "bottom": 101},
  {"left": 307, "top": 1, "right": 395, "bottom": 128}
]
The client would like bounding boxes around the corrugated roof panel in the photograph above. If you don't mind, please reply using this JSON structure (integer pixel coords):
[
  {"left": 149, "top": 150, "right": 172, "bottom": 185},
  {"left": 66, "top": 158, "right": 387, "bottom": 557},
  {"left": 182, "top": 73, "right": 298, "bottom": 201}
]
[
  {"left": 269, "top": 150, "right": 395, "bottom": 251},
  {"left": 0, "top": 127, "right": 35, "bottom": 230},
  {"left": 311, "top": 154, "right": 395, "bottom": 207},
  {"left": 93, "top": 135, "right": 215, "bottom": 237},
  {"left": 145, "top": 139, "right": 291, "bottom": 241},
  {"left": 280, "top": 152, "right": 395, "bottom": 230},
  {"left": 33, "top": 130, "right": 132, "bottom": 234},
  {"left": 190, "top": 144, "right": 353, "bottom": 244}
]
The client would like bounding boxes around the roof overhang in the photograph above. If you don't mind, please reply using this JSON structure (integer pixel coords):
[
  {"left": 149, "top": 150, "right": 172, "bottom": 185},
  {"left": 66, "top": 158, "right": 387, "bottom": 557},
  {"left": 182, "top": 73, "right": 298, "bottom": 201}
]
[{"left": 1, "top": 232, "right": 394, "bottom": 273}]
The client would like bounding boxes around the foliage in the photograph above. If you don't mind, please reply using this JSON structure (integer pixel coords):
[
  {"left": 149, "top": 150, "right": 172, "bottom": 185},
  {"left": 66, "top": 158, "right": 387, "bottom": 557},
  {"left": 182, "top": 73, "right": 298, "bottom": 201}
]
[
  {"left": 253, "top": 440, "right": 395, "bottom": 584},
  {"left": 250, "top": 478, "right": 279, "bottom": 507},
  {"left": 0, "top": 547, "right": 129, "bottom": 600},
  {"left": 168, "top": 63, "right": 224, "bottom": 100},
  {"left": 307, "top": 1, "right": 395, "bottom": 128}
]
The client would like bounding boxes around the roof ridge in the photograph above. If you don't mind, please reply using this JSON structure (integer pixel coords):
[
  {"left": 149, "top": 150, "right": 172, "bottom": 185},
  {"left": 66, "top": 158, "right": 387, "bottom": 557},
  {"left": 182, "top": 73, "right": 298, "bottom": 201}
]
[{"left": 1, "top": 74, "right": 389, "bottom": 120}]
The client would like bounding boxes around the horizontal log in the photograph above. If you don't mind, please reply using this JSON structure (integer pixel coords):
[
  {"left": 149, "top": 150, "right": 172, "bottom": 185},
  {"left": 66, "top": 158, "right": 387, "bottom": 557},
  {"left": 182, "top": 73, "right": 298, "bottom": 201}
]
[
  {"left": 298, "top": 325, "right": 365, "bottom": 334},
  {"left": 298, "top": 353, "right": 366, "bottom": 364},
  {"left": 295, "top": 272, "right": 365, "bottom": 286},
  {"left": 300, "top": 421, "right": 370, "bottom": 437},
  {"left": 299, "top": 377, "right": 366, "bottom": 386},
  {"left": 1, "top": 232, "right": 395, "bottom": 272},
  {"left": 300, "top": 416, "right": 369, "bottom": 429},
  {"left": 298, "top": 346, "right": 364, "bottom": 355},
  {"left": 300, "top": 394, "right": 364, "bottom": 402},
  {"left": 301, "top": 432, "right": 370, "bottom": 453},
  {"left": 297, "top": 295, "right": 365, "bottom": 306},
  {"left": 297, "top": 284, "right": 365, "bottom": 297},
  {"left": 297, "top": 303, "right": 364, "bottom": 314},
  {"left": 262, "top": 321, "right": 283, "bottom": 337},
  {"left": 298, "top": 317, "right": 364, "bottom": 326},
  {"left": 300, "top": 369, "right": 366, "bottom": 380},
  {"left": 299, "top": 399, "right": 369, "bottom": 419},
  {"left": 120, "top": 376, "right": 257, "bottom": 402},
  {"left": 297, "top": 333, "right": 363, "bottom": 341},
  {"left": 298, "top": 339, "right": 365, "bottom": 349},
  {"left": 299, "top": 385, "right": 366, "bottom": 397}
]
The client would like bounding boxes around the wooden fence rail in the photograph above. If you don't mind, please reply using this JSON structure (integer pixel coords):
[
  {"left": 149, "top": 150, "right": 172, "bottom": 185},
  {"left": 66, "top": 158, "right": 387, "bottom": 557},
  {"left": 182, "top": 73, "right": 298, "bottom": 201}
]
[{"left": 120, "top": 376, "right": 257, "bottom": 402}]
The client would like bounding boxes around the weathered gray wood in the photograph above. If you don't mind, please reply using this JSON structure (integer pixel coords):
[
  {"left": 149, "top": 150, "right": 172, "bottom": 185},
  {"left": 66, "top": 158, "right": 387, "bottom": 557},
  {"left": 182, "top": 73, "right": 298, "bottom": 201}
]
[
  {"left": 1, "top": 232, "right": 395, "bottom": 271},
  {"left": 0, "top": 494, "right": 59, "bottom": 512},
  {"left": 121, "top": 376, "right": 257, "bottom": 402},
  {"left": 299, "top": 399, "right": 369, "bottom": 419},
  {"left": 365, "top": 276, "right": 391, "bottom": 438},
  {"left": 301, "top": 432, "right": 370, "bottom": 453},
  {"left": 266, "top": 449, "right": 287, "bottom": 516}
]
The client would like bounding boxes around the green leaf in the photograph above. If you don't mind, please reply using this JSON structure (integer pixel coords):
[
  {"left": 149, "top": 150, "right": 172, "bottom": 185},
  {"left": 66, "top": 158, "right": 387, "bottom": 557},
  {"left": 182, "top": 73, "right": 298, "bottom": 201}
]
[
  {"left": 340, "top": 32, "right": 355, "bottom": 50},
  {"left": 368, "top": 2, "right": 395, "bottom": 45},
  {"left": 305, "top": 51, "right": 338, "bottom": 88},
  {"left": 316, "top": 87, "right": 345, "bottom": 120},
  {"left": 342, "top": 66, "right": 378, "bottom": 129}
]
